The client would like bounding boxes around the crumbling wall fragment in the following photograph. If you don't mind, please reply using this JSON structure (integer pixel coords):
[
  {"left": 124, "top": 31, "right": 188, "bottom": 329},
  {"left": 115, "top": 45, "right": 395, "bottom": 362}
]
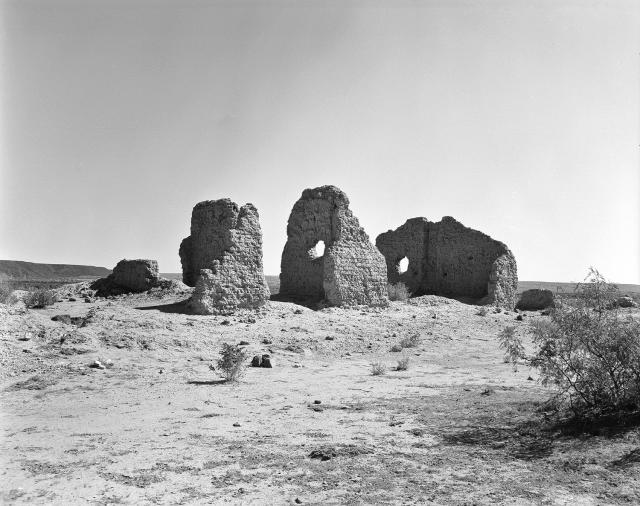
[
  {"left": 91, "top": 259, "right": 161, "bottom": 296},
  {"left": 279, "top": 185, "right": 388, "bottom": 307},
  {"left": 180, "top": 199, "right": 270, "bottom": 314},
  {"left": 376, "top": 217, "right": 518, "bottom": 309},
  {"left": 516, "top": 289, "right": 555, "bottom": 310}
]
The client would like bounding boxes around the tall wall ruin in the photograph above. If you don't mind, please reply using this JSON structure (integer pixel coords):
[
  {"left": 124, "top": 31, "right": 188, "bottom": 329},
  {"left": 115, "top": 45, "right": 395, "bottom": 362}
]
[
  {"left": 376, "top": 217, "right": 518, "bottom": 309},
  {"left": 179, "top": 199, "right": 270, "bottom": 314},
  {"left": 279, "top": 185, "right": 388, "bottom": 307}
]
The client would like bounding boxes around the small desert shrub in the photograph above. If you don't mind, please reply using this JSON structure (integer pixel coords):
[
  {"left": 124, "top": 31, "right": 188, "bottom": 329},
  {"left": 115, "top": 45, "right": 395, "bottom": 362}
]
[
  {"left": 216, "top": 343, "right": 247, "bottom": 382},
  {"left": 399, "top": 333, "right": 421, "bottom": 349},
  {"left": 371, "top": 362, "right": 387, "bottom": 376},
  {"left": 0, "top": 282, "right": 11, "bottom": 304},
  {"left": 476, "top": 306, "right": 489, "bottom": 316},
  {"left": 396, "top": 357, "right": 410, "bottom": 371},
  {"left": 390, "top": 344, "right": 403, "bottom": 353},
  {"left": 500, "top": 268, "right": 640, "bottom": 420},
  {"left": 388, "top": 282, "right": 411, "bottom": 302},
  {"left": 24, "top": 289, "right": 56, "bottom": 309}
]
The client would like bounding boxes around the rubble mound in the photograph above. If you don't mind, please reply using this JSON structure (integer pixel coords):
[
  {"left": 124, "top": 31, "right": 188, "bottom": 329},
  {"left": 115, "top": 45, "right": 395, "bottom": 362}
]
[
  {"left": 279, "top": 185, "right": 388, "bottom": 307},
  {"left": 516, "top": 289, "right": 555, "bottom": 310},
  {"left": 376, "top": 217, "right": 518, "bottom": 309},
  {"left": 92, "top": 259, "right": 164, "bottom": 296},
  {"left": 180, "top": 199, "right": 270, "bottom": 315}
]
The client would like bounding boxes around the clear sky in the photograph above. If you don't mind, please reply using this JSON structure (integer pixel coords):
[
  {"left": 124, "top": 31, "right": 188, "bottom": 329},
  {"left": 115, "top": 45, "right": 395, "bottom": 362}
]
[{"left": 1, "top": 0, "right": 639, "bottom": 283}]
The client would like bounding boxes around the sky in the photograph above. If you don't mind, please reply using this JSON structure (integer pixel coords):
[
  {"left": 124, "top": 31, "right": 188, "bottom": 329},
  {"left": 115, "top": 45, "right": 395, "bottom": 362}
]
[{"left": 1, "top": 0, "right": 639, "bottom": 283}]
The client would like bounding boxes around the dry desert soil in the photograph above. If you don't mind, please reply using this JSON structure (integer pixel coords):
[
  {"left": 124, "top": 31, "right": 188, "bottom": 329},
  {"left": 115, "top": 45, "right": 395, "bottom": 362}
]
[{"left": 1, "top": 284, "right": 640, "bottom": 505}]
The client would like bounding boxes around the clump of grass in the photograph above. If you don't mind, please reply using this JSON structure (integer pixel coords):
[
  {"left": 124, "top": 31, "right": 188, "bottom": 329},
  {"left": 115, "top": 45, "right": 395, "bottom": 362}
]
[
  {"left": 476, "top": 306, "right": 489, "bottom": 316},
  {"left": 388, "top": 282, "right": 411, "bottom": 302},
  {"left": 390, "top": 344, "right": 403, "bottom": 353},
  {"left": 216, "top": 343, "right": 247, "bottom": 382},
  {"left": 399, "top": 333, "right": 421, "bottom": 349},
  {"left": 371, "top": 362, "right": 387, "bottom": 376},
  {"left": 396, "top": 357, "right": 410, "bottom": 371},
  {"left": 24, "top": 289, "right": 56, "bottom": 309}
]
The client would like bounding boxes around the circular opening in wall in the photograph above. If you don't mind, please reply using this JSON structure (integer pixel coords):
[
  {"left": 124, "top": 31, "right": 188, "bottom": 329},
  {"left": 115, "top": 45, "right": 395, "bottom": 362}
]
[
  {"left": 397, "top": 256, "right": 409, "bottom": 274},
  {"left": 308, "top": 240, "right": 325, "bottom": 259}
]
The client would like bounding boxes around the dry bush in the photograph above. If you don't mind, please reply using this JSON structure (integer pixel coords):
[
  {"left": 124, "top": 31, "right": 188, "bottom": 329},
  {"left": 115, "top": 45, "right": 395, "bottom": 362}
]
[
  {"left": 500, "top": 268, "right": 640, "bottom": 420},
  {"left": 399, "top": 333, "right": 421, "bottom": 349},
  {"left": 388, "top": 282, "right": 411, "bottom": 301},
  {"left": 0, "top": 282, "right": 11, "bottom": 304},
  {"left": 24, "top": 289, "right": 56, "bottom": 308},
  {"left": 476, "top": 306, "right": 489, "bottom": 316},
  {"left": 371, "top": 362, "right": 387, "bottom": 376},
  {"left": 396, "top": 357, "right": 410, "bottom": 371},
  {"left": 216, "top": 343, "right": 247, "bottom": 382}
]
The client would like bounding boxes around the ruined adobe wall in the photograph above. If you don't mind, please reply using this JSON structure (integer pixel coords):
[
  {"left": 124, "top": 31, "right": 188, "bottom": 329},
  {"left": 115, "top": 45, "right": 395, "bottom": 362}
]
[
  {"left": 111, "top": 259, "right": 160, "bottom": 292},
  {"left": 280, "top": 186, "right": 388, "bottom": 307},
  {"left": 180, "top": 199, "right": 270, "bottom": 314},
  {"left": 376, "top": 217, "right": 518, "bottom": 308}
]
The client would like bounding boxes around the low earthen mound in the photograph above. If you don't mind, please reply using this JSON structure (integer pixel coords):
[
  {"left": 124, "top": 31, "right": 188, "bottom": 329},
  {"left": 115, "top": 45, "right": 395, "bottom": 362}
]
[
  {"left": 92, "top": 259, "right": 165, "bottom": 296},
  {"left": 516, "top": 289, "right": 555, "bottom": 310}
]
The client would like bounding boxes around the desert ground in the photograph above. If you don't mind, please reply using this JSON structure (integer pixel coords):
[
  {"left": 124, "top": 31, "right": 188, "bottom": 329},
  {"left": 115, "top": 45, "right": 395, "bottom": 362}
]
[{"left": 2, "top": 283, "right": 640, "bottom": 505}]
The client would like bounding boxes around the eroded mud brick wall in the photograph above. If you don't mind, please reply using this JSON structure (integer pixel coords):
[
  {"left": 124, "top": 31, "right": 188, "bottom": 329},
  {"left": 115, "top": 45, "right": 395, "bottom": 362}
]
[
  {"left": 179, "top": 199, "right": 270, "bottom": 314},
  {"left": 112, "top": 259, "right": 160, "bottom": 292},
  {"left": 280, "top": 185, "right": 388, "bottom": 307},
  {"left": 376, "top": 217, "right": 517, "bottom": 308}
]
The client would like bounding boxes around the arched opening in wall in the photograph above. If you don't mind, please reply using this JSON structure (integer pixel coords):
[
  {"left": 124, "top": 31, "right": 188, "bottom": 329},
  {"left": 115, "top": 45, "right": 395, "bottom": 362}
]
[
  {"left": 308, "top": 240, "right": 325, "bottom": 259},
  {"left": 397, "top": 256, "right": 409, "bottom": 274}
]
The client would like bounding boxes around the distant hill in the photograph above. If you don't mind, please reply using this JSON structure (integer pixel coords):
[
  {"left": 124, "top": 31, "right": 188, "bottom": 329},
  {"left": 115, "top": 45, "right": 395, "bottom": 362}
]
[{"left": 0, "top": 260, "right": 111, "bottom": 280}]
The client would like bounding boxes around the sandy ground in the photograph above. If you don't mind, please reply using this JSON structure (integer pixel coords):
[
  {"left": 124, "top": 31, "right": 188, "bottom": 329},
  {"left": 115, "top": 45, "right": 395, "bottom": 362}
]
[{"left": 1, "top": 288, "right": 639, "bottom": 505}]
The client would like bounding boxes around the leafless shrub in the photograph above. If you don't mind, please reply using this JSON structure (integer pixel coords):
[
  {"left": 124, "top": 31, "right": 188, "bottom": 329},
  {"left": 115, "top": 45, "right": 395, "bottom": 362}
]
[
  {"left": 388, "top": 282, "right": 411, "bottom": 301},
  {"left": 371, "top": 362, "right": 387, "bottom": 376},
  {"left": 399, "top": 333, "right": 421, "bottom": 349},
  {"left": 396, "top": 357, "right": 410, "bottom": 371},
  {"left": 500, "top": 268, "right": 640, "bottom": 420},
  {"left": 24, "top": 289, "right": 56, "bottom": 308},
  {"left": 217, "top": 343, "right": 247, "bottom": 382}
]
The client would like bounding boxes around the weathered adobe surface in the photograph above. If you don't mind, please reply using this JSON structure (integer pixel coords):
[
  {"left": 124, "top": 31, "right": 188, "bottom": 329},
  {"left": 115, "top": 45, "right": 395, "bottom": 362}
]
[
  {"left": 279, "top": 185, "right": 388, "bottom": 307},
  {"left": 516, "top": 289, "right": 555, "bottom": 310},
  {"left": 92, "top": 259, "right": 161, "bottom": 295},
  {"left": 180, "top": 199, "right": 270, "bottom": 314},
  {"left": 376, "top": 217, "right": 518, "bottom": 309}
]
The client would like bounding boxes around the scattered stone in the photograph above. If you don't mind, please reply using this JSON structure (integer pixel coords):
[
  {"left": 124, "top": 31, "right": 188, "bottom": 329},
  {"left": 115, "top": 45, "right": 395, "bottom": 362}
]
[
  {"left": 295, "top": 499, "right": 303, "bottom": 504},
  {"left": 180, "top": 199, "right": 270, "bottom": 314},
  {"left": 51, "top": 314, "right": 72, "bottom": 324},
  {"left": 261, "top": 354, "right": 272, "bottom": 368},
  {"left": 313, "top": 400, "right": 322, "bottom": 404},
  {"left": 84, "top": 297, "right": 93, "bottom": 303},
  {"left": 294, "top": 308, "right": 303, "bottom": 314},
  {"left": 89, "top": 360, "right": 106, "bottom": 370},
  {"left": 516, "top": 314, "right": 524, "bottom": 321},
  {"left": 251, "top": 355, "right": 263, "bottom": 367},
  {"left": 527, "top": 376, "right": 533, "bottom": 381},
  {"left": 279, "top": 185, "right": 389, "bottom": 307},
  {"left": 376, "top": 216, "right": 518, "bottom": 309},
  {"left": 309, "top": 448, "right": 336, "bottom": 461},
  {"left": 516, "top": 289, "right": 555, "bottom": 311},
  {"left": 610, "top": 296, "right": 638, "bottom": 309},
  {"left": 239, "top": 340, "right": 250, "bottom": 346},
  {"left": 325, "top": 336, "right": 334, "bottom": 341},
  {"left": 69, "top": 297, "right": 77, "bottom": 302},
  {"left": 221, "top": 320, "right": 231, "bottom": 326},
  {"left": 233, "top": 422, "right": 241, "bottom": 427},
  {"left": 262, "top": 338, "right": 272, "bottom": 344}
]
